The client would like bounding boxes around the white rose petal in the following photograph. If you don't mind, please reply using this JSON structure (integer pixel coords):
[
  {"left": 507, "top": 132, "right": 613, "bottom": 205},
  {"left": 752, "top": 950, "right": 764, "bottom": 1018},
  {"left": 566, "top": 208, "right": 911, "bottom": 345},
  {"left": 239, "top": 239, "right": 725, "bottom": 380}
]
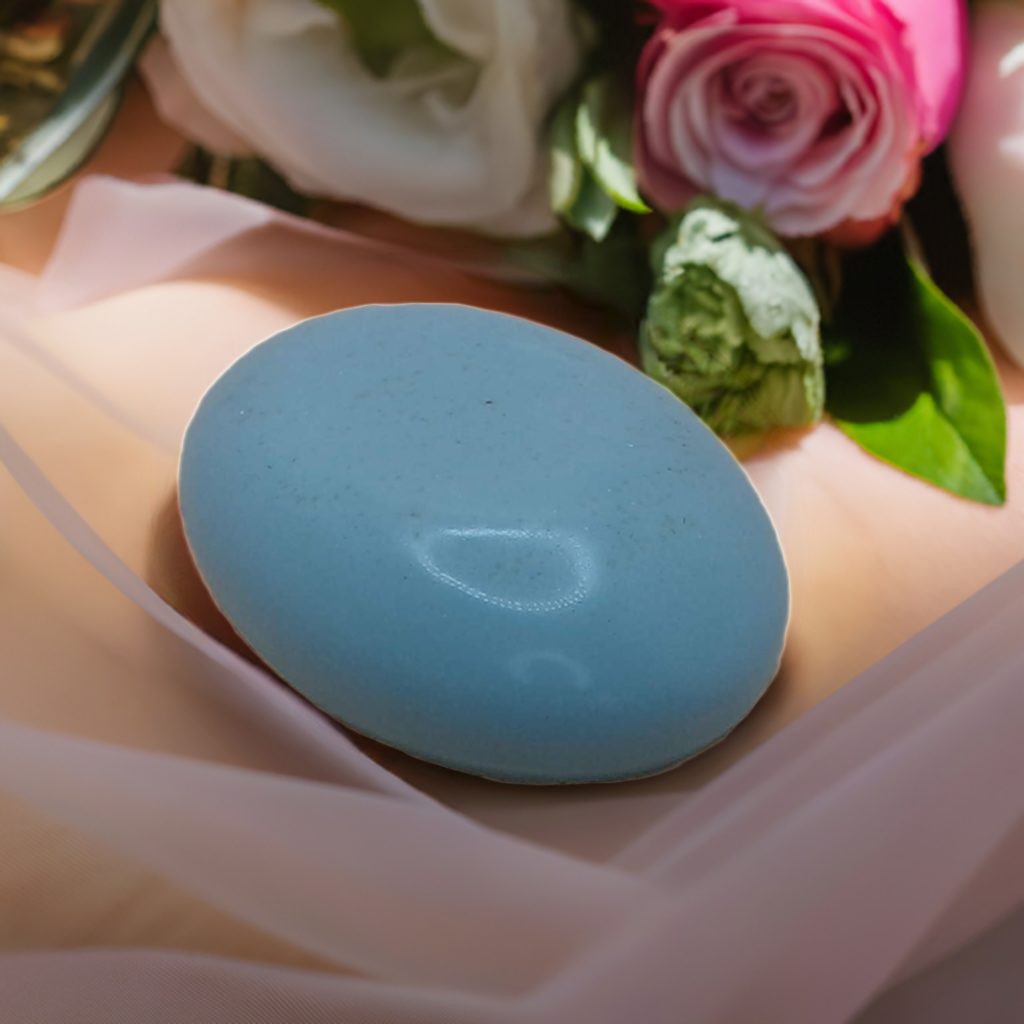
[
  {"left": 139, "top": 36, "right": 255, "bottom": 159},
  {"left": 157, "top": 0, "right": 583, "bottom": 236}
]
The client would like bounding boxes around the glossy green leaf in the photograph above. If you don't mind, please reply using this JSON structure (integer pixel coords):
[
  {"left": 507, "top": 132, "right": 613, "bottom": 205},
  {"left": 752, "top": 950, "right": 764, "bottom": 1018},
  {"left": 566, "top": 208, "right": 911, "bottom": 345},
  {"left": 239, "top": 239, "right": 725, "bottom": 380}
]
[
  {"left": 825, "top": 231, "right": 1007, "bottom": 505},
  {"left": 315, "top": 0, "right": 460, "bottom": 77},
  {"left": 575, "top": 77, "right": 651, "bottom": 214}
]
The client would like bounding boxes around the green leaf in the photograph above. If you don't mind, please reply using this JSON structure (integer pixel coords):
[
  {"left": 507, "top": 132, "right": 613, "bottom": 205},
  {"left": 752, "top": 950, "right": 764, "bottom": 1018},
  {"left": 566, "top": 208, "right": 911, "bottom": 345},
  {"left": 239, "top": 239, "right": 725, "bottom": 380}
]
[
  {"left": 178, "top": 150, "right": 312, "bottom": 218},
  {"left": 575, "top": 77, "right": 651, "bottom": 214},
  {"left": 563, "top": 168, "right": 619, "bottom": 243},
  {"left": 549, "top": 96, "right": 584, "bottom": 215},
  {"left": 314, "top": 0, "right": 459, "bottom": 77},
  {"left": 825, "top": 231, "right": 1007, "bottom": 505},
  {"left": 504, "top": 214, "right": 652, "bottom": 323}
]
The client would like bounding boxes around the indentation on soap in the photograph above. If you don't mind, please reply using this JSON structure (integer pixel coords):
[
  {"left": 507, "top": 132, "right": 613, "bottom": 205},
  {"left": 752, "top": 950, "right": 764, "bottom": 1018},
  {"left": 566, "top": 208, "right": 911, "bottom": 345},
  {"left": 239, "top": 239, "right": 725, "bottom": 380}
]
[
  {"left": 507, "top": 650, "right": 594, "bottom": 693},
  {"left": 411, "top": 527, "right": 597, "bottom": 613}
]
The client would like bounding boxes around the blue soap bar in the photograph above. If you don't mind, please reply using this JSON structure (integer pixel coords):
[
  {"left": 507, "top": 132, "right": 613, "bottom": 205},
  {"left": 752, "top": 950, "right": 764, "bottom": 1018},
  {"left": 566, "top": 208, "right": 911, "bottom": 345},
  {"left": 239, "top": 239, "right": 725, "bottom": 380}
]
[{"left": 179, "top": 305, "right": 789, "bottom": 784}]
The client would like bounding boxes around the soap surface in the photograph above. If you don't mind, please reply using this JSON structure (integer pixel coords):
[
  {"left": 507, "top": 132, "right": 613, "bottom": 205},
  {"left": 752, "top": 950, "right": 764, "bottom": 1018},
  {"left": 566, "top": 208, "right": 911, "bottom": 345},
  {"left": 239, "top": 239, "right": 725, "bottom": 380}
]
[{"left": 179, "top": 305, "right": 789, "bottom": 784}]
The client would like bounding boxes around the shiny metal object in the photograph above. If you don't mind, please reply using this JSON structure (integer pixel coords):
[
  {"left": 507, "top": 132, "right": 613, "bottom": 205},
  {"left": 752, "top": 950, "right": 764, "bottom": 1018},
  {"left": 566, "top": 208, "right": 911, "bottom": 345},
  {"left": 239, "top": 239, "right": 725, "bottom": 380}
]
[{"left": 0, "top": 0, "right": 156, "bottom": 207}]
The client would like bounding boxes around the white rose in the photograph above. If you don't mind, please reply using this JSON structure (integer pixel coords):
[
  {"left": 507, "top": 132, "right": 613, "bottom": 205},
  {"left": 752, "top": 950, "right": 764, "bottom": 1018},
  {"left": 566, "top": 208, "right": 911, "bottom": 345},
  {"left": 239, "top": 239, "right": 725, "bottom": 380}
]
[
  {"left": 153, "top": 0, "right": 584, "bottom": 236},
  {"left": 950, "top": 2, "right": 1024, "bottom": 367}
]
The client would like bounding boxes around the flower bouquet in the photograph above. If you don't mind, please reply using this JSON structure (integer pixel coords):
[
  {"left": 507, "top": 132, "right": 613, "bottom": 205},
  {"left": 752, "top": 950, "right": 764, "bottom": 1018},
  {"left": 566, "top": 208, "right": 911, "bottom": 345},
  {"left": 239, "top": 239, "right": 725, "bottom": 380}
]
[
  {"left": 138, "top": 0, "right": 1007, "bottom": 506},
  {"left": 1, "top": 0, "right": 1012, "bottom": 502},
  {"left": 1, "top": 0, "right": 1024, "bottom": 1020}
]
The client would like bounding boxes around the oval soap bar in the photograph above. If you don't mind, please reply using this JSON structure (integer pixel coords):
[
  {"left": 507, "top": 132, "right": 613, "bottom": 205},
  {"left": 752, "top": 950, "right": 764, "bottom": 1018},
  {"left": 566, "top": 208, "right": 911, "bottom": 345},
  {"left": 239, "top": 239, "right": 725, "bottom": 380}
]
[{"left": 179, "top": 305, "right": 788, "bottom": 784}]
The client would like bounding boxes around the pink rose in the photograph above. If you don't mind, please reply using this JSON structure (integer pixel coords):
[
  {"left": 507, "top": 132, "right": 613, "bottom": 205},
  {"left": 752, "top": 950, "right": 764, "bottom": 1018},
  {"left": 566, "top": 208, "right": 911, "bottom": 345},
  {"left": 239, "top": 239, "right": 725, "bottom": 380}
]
[{"left": 636, "top": 0, "right": 966, "bottom": 240}]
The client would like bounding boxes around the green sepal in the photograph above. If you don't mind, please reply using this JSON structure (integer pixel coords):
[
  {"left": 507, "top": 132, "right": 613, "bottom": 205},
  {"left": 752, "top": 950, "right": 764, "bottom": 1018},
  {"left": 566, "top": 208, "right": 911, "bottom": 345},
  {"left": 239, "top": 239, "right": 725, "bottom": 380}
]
[
  {"left": 314, "top": 0, "right": 460, "bottom": 77},
  {"left": 575, "top": 77, "right": 651, "bottom": 214},
  {"left": 549, "top": 95, "right": 584, "bottom": 215},
  {"left": 562, "top": 168, "right": 619, "bottom": 243},
  {"left": 548, "top": 73, "right": 650, "bottom": 238},
  {"left": 825, "top": 231, "right": 1007, "bottom": 505}
]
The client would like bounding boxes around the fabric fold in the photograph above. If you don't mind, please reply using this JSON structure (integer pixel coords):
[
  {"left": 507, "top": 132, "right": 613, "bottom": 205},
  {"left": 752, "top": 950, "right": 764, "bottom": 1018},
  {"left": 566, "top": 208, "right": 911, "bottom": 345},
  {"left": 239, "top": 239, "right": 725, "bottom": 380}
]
[
  {"left": 0, "top": 419, "right": 421, "bottom": 800},
  {"left": 0, "top": 723, "right": 641, "bottom": 994},
  {"left": 1, "top": 172, "right": 1023, "bottom": 1022}
]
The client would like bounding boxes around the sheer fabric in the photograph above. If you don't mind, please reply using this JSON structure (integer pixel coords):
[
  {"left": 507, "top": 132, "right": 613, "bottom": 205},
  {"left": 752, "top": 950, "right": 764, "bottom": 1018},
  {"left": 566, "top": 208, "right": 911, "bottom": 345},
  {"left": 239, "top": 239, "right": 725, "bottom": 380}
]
[{"left": 0, "top": 176, "right": 1022, "bottom": 1023}]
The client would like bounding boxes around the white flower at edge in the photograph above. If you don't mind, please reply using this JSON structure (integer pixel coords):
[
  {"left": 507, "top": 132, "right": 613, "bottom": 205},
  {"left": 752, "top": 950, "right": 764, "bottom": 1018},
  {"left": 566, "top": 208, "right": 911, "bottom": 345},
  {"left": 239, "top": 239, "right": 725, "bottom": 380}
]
[
  {"left": 950, "top": 1, "right": 1024, "bottom": 369},
  {"left": 157, "top": 0, "right": 584, "bottom": 236}
]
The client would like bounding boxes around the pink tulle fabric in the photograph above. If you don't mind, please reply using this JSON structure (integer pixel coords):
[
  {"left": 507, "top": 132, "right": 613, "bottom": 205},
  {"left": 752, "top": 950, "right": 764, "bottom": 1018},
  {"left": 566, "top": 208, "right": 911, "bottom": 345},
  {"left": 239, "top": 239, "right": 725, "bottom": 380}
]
[
  {"left": 0, "top": 175, "right": 1022, "bottom": 1023},
  {"left": 636, "top": 0, "right": 965, "bottom": 236}
]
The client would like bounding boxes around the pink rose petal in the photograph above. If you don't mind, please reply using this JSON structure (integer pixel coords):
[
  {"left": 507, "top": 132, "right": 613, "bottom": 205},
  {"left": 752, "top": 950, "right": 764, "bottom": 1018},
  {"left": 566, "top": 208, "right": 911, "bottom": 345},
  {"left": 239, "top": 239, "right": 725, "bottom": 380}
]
[
  {"left": 637, "top": 0, "right": 965, "bottom": 236},
  {"left": 879, "top": 0, "right": 967, "bottom": 145}
]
